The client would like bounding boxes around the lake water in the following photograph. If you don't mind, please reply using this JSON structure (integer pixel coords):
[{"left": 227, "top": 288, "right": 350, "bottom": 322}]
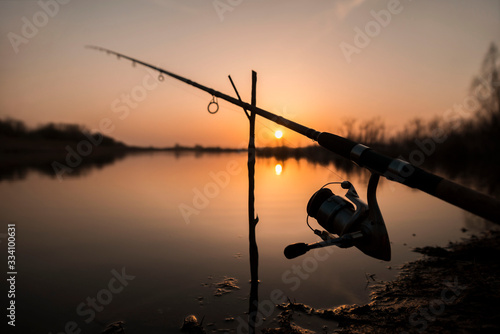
[{"left": 0, "top": 152, "right": 490, "bottom": 333}]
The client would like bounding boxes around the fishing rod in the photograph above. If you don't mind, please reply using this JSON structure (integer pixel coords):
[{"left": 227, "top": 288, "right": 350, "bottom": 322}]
[{"left": 87, "top": 46, "right": 500, "bottom": 259}]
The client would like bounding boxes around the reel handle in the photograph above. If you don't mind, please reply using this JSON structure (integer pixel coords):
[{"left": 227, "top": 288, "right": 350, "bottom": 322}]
[{"left": 284, "top": 243, "right": 310, "bottom": 259}]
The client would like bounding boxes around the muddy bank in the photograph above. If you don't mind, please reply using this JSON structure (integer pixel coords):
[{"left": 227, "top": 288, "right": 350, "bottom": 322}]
[{"left": 264, "top": 230, "right": 500, "bottom": 334}]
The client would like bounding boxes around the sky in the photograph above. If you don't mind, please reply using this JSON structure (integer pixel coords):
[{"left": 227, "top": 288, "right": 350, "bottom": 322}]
[{"left": 0, "top": 0, "right": 499, "bottom": 148}]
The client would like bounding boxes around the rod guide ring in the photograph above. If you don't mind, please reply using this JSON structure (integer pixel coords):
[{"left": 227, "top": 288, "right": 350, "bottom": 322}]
[{"left": 208, "top": 97, "right": 219, "bottom": 114}]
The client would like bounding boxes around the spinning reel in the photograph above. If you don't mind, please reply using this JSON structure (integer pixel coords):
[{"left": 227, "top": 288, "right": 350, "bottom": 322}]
[{"left": 284, "top": 173, "right": 391, "bottom": 261}]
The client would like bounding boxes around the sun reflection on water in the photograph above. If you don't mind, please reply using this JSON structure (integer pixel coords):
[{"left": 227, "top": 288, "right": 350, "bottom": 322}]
[{"left": 275, "top": 163, "right": 283, "bottom": 175}]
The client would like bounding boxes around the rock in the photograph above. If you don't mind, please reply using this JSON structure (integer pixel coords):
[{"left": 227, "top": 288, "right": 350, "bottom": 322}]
[{"left": 181, "top": 315, "right": 205, "bottom": 334}]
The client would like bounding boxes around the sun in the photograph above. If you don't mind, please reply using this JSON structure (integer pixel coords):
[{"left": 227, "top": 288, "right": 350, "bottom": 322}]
[{"left": 275, "top": 130, "right": 283, "bottom": 139}]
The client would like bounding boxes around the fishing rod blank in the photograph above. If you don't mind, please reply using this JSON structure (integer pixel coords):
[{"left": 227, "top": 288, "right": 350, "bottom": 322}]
[{"left": 86, "top": 46, "right": 500, "bottom": 224}]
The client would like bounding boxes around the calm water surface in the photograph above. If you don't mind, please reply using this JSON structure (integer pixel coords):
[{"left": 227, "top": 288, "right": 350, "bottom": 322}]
[{"left": 0, "top": 152, "right": 486, "bottom": 333}]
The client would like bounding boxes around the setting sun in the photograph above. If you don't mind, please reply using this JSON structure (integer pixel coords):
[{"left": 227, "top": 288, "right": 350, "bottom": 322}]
[{"left": 275, "top": 130, "right": 283, "bottom": 139}]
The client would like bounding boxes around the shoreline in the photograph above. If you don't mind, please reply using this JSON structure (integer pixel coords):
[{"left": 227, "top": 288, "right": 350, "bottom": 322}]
[{"left": 264, "top": 230, "right": 500, "bottom": 333}]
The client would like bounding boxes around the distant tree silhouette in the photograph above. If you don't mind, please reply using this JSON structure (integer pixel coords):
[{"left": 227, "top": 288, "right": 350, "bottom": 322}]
[
  {"left": 468, "top": 43, "right": 500, "bottom": 152},
  {"left": 0, "top": 118, "right": 27, "bottom": 137},
  {"left": 337, "top": 116, "right": 386, "bottom": 146},
  {"left": 471, "top": 43, "right": 500, "bottom": 121},
  {"left": 30, "top": 123, "right": 88, "bottom": 141},
  {"left": 0, "top": 119, "right": 120, "bottom": 146}
]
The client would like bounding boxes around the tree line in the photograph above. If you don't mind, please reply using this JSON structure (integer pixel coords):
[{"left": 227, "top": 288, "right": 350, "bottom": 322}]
[{"left": 0, "top": 118, "right": 120, "bottom": 147}]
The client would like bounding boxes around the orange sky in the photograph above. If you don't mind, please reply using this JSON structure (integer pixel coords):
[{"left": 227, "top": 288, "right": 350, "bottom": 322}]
[{"left": 1, "top": 0, "right": 499, "bottom": 147}]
